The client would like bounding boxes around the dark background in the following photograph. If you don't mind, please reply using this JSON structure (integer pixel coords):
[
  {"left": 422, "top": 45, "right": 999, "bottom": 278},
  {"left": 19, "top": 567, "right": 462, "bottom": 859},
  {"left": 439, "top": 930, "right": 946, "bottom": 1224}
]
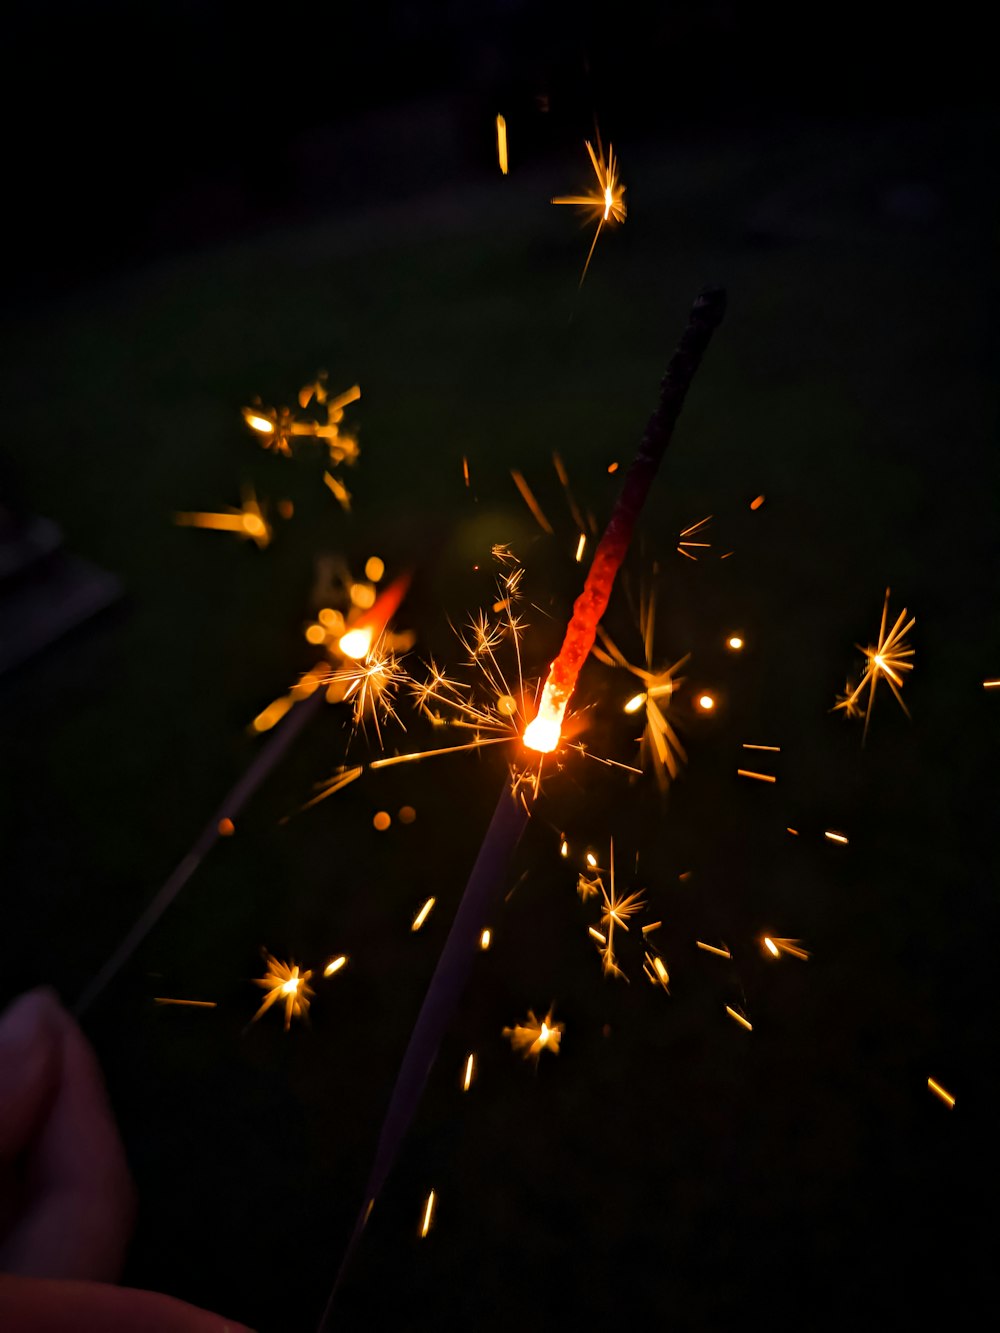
[{"left": 1, "top": 4, "right": 998, "bottom": 1331}]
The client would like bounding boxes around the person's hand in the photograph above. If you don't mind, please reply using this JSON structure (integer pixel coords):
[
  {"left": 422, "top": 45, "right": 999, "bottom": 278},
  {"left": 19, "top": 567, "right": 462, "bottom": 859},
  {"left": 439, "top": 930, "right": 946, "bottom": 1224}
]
[{"left": 0, "top": 987, "right": 253, "bottom": 1330}]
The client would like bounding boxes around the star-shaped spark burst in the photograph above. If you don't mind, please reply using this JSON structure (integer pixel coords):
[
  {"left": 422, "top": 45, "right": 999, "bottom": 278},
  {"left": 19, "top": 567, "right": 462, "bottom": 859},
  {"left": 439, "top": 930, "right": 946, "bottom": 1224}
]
[
  {"left": 833, "top": 588, "right": 915, "bottom": 743},
  {"left": 593, "top": 586, "right": 689, "bottom": 789},
  {"left": 590, "top": 840, "right": 646, "bottom": 979},
  {"left": 252, "top": 953, "right": 314, "bottom": 1030},
  {"left": 502, "top": 1008, "right": 564, "bottom": 1063},
  {"left": 551, "top": 137, "right": 627, "bottom": 286}
]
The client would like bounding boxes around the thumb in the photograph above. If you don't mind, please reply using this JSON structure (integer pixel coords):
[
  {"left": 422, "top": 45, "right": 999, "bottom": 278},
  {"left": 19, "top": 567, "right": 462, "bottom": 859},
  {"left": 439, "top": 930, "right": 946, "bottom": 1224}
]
[{"left": 0, "top": 989, "right": 60, "bottom": 1160}]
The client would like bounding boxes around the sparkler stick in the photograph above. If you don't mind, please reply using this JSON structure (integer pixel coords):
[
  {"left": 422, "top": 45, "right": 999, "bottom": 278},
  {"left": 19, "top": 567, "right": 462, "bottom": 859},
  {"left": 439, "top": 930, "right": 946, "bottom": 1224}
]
[
  {"left": 524, "top": 286, "right": 727, "bottom": 753},
  {"left": 319, "top": 290, "right": 725, "bottom": 1326},
  {"left": 75, "top": 688, "right": 325, "bottom": 1016}
]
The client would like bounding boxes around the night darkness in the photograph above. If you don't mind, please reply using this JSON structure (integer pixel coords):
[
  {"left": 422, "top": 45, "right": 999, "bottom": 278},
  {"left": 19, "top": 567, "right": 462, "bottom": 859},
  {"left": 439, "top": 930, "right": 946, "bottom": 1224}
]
[{"left": 1, "top": 3, "right": 997, "bottom": 1331}]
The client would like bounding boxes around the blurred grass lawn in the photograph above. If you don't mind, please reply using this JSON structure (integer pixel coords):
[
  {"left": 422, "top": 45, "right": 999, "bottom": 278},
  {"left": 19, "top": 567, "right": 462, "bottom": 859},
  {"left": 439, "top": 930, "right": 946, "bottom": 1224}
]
[{"left": 1, "top": 116, "right": 997, "bottom": 1330}]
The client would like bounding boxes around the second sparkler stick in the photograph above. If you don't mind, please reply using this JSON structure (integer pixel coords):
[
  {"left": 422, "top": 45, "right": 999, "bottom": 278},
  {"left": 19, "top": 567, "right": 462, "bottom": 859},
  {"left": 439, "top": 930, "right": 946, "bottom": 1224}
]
[{"left": 320, "top": 286, "right": 726, "bottom": 1328}]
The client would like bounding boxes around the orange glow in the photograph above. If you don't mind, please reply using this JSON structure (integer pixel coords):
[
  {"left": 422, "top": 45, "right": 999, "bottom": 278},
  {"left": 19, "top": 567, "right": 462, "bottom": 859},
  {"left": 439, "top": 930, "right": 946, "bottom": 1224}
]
[
  {"left": 365, "top": 556, "right": 385, "bottom": 583},
  {"left": 624, "top": 692, "right": 645, "bottom": 714},
  {"left": 698, "top": 694, "right": 715, "bottom": 711},
  {"left": 250, "top": 697, "right": 295, "bottom": 734},
  {"left": 560, "top": 839, "right": 569, "bottom": 858},
  {"left": 244, "top": 412, "right": 274, "bottom": 434},
  {"left": 479, "top": 928, "right": 492, "bottom": 951},
  {"left": 927, "top": 1077, "right": 956, "bottom": 1109},
  {"left": 373, "top": 811, "right": 391, "bottom": 831},
  {"left": 324, "top": 956, "right": 347, "bottom": 977},
  {"left": 750, "top": 495, "right": 765, "bottom": 510},
  {"left": 412, "top": 897, "right": 436, "bottom": 932},
  {"left": 318, "top": 607, "right": 342, "bottom": 630},
  {"left": 350, "top": 582, "right": 376, "bottom": 610},
  {"left": 496, "top": 114, "right": 508, "bottom": 174},
  {"left": 305, "top": 623, "right": 326, "bottom": 645},
  {"left": 398, "top": 805, "right": 416, "bottom": 824},
  {"left": 726, "top": 1006, "right": 752, "bottom": 1032},
  {"left": 339, "top": 626, "right": 374, "bottom": 660},
  {"left": 696, "top": 941, "right": 731, "bottom": 958},
  {"left": 764, "top": 937, "right": 780, "bottom": 957},
  {"left": 727, "top": 635, "right": 744, "bottom": 650},
  {"left": 462, "top": 455, "right": 471, "bottom": 487},
  {"left": 217, "top": 817, "right": 235, "bottom": 836},
  {"left": 586, "top": 852, "right": 598, "bottom": 868},
  {"left": 607, "top": 461, "right": 619, "bottom": 473},
  {"left": 523, "top": 707, "right": 562, "bottom": 754}
]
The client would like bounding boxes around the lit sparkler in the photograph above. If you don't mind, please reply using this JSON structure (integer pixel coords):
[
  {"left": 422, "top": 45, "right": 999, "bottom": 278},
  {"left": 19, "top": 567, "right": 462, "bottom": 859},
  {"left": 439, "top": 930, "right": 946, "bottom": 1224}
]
[
  {"left": 833, "top": 588, "right": 915, "bottom": 743},
  {"left": 252, "top": 954, "right": 314, "bottom": 1030},
  {"left": 524, "top": 288, "right": 726, "bottom": 755},
  {"left": 552, "top": 137, "right": 627, "bottom": 285}
]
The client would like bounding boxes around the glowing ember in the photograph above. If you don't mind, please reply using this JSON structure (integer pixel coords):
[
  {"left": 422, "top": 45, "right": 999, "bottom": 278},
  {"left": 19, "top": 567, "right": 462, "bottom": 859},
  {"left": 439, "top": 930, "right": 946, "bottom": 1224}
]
[
  {"left": 727, "top": 635, "right": 744, "bottom": 650},
  {"left": 496, "top": 114, "right": 508, "bottom": 174},
  {"left": 324, "top": 956, "right": 347, "bottom": 977},
  {"left": 698, "top": 694, "right": 715, "bottom": 711},
  {"left": 927, "top": 1077, "right": 956, "bottom": 1109},
  {"left": 411, "top": 897, "right": 436, "bottom": 932},
  {"left": 462, "top": 1053, "right": 476, "bottom": 1092},
  {"left": 825, "top": 830, "right": 849, "bottom": 845},
  {"left": 726, "top": 1006, "right": 752, "bottom": 1032},
  {"left": 479, "top": 928, "right": 492, "bottom": 950},
  {"left": 763, "top": 937, "right": 810, "bottom": 961},
  {"left": 373, "top": 811, "right": 391, "bottom": 831},
  {"left": 217, "top": 818, "right": 235, "bottom": 836},
  {"left": 419, "top": 1189, "right": 437, "bottom": 1238}
]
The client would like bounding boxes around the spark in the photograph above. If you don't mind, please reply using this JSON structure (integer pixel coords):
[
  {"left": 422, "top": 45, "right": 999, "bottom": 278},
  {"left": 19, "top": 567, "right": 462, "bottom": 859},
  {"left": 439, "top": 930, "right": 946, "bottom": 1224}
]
[
  {"left": 479, "top": 928, "right": 492, "bottom": 951},
  {"left": 738, "top": 770, "right": 776, "bottom": 783},
  {"left": 217, "top": 818, "right": 235, "bottom": 836},
  {"left": 927, "top": 1077, "right": 956, "bottom": 1109},
  {"left": 154, "top": 998, "right": 217, "bottom": 1008},
  {"left": 586, "top": 851, "right": 598, "bottom": 868},
  {"left": 677, "top": 514, "right": 712, "bottom": 561},
  {"left": 324, "top": 955, "right": 347, "bottom": 977},
  {"left": 750, "top": 495, "right": 765, "bottom": 510},
  {"left": 575, "top": 533, "right": 587, "bottom": 563},
  {"left": 727, "top": 635, "right": 744, "bottom": 650},
  {"left": 593, "top": 839, "right": 646, "bottom": 979},
  {"left": 399, "top": 805, "right": 417, "bottom": 824},
  {"left": 983, "top": 679, "right": 1000, "bottom": 689},
  {"left": 462, "top": 1053, "right": 476, "bottom": 1092},
  {"left": 324, "top": 471, "right": 352, "bottom": 511},
  {"left": 510, "top": 469, "right": 554, "bottom": 534},
  {"left": 641, "top": 921, "right": 662, "bottom": 935},
  {"left": 244, "top": 375, "right": 360, "bottom": 466},
  {"left": 419, "top": 1190, "right": 437, "bottom": 1238},
  {"left": 365, "top": 556, "right": 385, "bottom": 582},
  {"left": 462, "top": 455, "right": 471, "bottom": 487},
  {"left": 412, "top": 897, "right": 436, "bottom": 932},
  {"left": 726, "top": 1006, "right": 752, "bottom": 1032},
  {"left": 787, "top": 827, "right": 799, "bottom": 836},
  {"left": 698, "top": 694, "right": 715, "bottom": 711},
  {"left": 743, "top": 744, "right": 780, "bottom": 752},
  {"left": 592, "top": 590, "right": 689, "bottom": 790},
  {"left": 833, "top": 588, "right": 915, "bottom": 743},
  {"left": 496, "top": 114, "right": 508, "bottom": 174},
  {"left": 825, "top": 830, "right": 849, "bottom": 845},
  {"left": 373, "top": 811, "right": 391, "bottom": 831},
  {"left": 762, "top": 937, "right": 810, "bottom": 961},
  {"left": 551, "top": 137, "right": 627, "bottom": 285},
  {"left": 560, "top": 839, "right": 569, "bottom": 858},
  {"left": 339, "top": 627, "right": 374, "bottom": 659},
  {"left": 252, "top": 954, "right": 314, "bottom": 1030},
  {"left": 696, "top": 941, "right": 731, "bottom": 958},
  {"left": 576, "top": 873, "right": 601, "bottom": 902},
  {"left": 503, "top": 1008, "right": 564, "bottom": 1063},
  {"left": 174, "top": 490, "right": 272, "bottom": 549},
  {"left": 647, "top": 955, "right": 670, "bottom": 989}
]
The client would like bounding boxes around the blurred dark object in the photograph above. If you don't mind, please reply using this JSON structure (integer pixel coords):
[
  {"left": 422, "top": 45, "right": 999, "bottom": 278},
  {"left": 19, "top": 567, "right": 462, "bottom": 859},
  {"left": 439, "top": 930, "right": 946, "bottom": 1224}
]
[{"left": 0, "top": 500, "right": 121, "bottom": 676}]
